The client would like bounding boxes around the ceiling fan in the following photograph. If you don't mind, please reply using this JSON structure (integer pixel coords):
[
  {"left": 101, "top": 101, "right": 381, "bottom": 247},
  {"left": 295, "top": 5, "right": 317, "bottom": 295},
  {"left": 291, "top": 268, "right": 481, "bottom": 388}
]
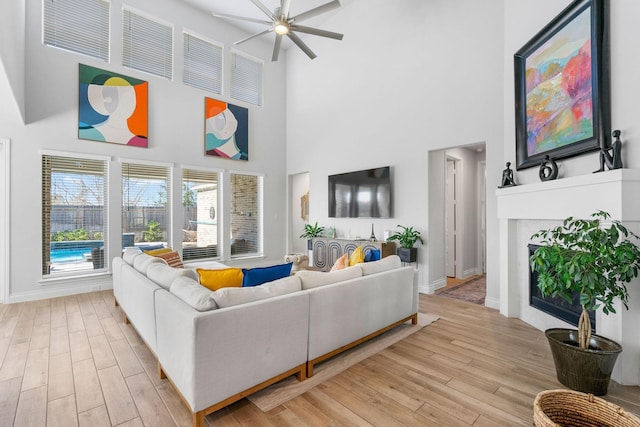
[{"left": 213, "top": 0, "right": 344, "bottom": 61}]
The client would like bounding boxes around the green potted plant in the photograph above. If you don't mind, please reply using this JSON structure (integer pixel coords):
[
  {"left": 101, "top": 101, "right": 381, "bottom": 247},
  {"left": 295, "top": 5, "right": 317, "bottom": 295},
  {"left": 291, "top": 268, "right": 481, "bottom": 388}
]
[
  {"left": 300, "top": 222, "right": 325, "bottom": 264},
  {"left": 530, "top": 210, "right": 640, "bottom": 395},
  {"left": 387, "top": 225, "right": 424, "bottom": 263}
]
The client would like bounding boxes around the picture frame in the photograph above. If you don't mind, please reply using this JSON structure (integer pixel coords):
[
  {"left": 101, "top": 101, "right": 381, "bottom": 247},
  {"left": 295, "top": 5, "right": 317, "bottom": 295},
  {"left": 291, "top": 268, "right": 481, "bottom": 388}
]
[{"left": 514, "top": 0, "right": 610, "bottom": 170}]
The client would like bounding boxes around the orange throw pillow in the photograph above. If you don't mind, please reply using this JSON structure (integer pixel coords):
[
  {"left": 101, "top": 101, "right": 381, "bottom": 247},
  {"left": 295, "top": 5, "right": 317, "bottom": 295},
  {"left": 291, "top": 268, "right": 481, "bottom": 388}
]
[
  {"left": 154, "top": 251, "right": 184, "bottom": 268},
  {"left": 330, "top": 253, "right": 349, "bottom": 271}
]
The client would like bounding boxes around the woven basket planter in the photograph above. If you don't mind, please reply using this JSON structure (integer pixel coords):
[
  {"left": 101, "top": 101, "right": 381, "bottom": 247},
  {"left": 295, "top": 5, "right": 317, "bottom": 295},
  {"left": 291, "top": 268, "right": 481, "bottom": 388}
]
[{"left": 534, "top": 389, "right": 640, "bottom": 427}]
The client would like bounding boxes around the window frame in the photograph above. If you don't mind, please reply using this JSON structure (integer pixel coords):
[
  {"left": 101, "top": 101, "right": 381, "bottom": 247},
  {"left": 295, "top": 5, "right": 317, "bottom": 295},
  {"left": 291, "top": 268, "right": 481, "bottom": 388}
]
[{"left": 229, "top": 171, "right": 264, "bottom": 259}]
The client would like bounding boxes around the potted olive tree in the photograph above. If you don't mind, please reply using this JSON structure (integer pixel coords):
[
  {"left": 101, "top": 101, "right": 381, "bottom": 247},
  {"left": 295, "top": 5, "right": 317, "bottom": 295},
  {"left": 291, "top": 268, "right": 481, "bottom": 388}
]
[
  {"left": 387, "top": 225, "right": 424, "bottom": 263},
  {"left": 530, "top": 210, "right": 640, "bottom": 395}
]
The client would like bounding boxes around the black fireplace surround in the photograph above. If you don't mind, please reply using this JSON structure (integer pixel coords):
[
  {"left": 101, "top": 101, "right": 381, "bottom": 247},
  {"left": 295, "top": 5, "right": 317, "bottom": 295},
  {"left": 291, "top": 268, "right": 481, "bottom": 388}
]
[{"left": 528, "top": 244, "right": 596, "bottom": 330}]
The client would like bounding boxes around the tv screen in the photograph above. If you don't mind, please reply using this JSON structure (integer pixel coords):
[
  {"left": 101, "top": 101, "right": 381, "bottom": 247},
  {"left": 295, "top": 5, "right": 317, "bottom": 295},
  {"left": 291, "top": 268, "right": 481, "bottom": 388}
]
[{"left": 328, "top": 166, "right": 392, "bottom": 218}]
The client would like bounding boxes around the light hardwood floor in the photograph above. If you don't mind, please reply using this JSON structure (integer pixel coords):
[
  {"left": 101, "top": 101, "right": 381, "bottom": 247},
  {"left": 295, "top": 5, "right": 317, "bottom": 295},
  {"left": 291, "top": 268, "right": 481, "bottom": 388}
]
[{"left": 0, "top": 290, "right": 638, "bottom": 426}]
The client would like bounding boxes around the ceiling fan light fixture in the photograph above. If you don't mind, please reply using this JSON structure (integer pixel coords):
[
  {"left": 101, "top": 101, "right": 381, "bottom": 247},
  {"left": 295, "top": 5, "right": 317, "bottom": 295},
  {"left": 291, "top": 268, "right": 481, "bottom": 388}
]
[{"left": 274, "top": 21, "right": 289, "bottom": 35}]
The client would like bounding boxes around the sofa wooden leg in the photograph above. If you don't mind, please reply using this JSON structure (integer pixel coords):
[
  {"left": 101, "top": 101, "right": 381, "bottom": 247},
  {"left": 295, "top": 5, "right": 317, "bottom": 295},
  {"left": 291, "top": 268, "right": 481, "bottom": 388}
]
[
  {"left": 412, "top": 313, "right": 418, "bottom": 325},
  {"left": 158, "top": 363, "right": 167, "bottom": 380},
  {"left": 306, "top": 361, "right": 314, "bottom": 378},
  {"left": 193, "top": 411, "right": 205, "bottom": 427},
  {"left": 123, "top": 312, "right": 130, "bottom": 324},
  {"left": 296, "top": 365, "right": 306, "bottom": 381}
]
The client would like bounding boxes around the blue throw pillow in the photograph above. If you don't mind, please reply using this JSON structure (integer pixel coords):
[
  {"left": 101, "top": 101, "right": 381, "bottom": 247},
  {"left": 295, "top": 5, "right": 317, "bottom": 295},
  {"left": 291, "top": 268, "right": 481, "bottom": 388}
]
[
  {"left": 364, "top": 249, "right": 381, "bottom": 262},
  {"left": 242, "top": 262, "right": 293, "bottom": 287}
]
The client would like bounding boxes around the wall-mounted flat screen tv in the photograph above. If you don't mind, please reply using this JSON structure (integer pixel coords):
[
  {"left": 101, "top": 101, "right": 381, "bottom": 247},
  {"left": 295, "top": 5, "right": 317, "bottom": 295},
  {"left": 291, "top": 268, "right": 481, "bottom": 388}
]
[{"left": 328, "top": 166, "right": 392, "bottom": 218}]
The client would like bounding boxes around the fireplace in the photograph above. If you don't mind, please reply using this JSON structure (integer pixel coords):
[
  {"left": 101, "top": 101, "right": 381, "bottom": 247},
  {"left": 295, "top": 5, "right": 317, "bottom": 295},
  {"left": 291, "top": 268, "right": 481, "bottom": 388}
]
[{"left": 528, "top": 244, "right": 595, "bottom": 330}]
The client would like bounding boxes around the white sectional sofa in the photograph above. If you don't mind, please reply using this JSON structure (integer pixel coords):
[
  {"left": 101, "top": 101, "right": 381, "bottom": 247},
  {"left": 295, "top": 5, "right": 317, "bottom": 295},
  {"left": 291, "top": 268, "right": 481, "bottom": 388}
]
[{"left": 112, "top": 252, "right": 418, "bottom": 427}]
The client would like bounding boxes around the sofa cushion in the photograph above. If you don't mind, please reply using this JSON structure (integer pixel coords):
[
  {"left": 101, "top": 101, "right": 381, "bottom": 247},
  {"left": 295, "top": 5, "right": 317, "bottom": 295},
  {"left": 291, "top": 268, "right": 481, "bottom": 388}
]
[
  {"left": 154, "top": 250, "right": 184, "bottom": 268},
  {"left": 196, "top": 268, "right": 243, "bottom": 291},
  {"left": 122, "top": 247, "right": 143, "bottom": 265},
  {"left": 295, "top": 265, "right": 363, "bottom": 290},
  {"left": 212, "top": 275, "right": 301, "bottom": 309},
  {"left": 348, "top": 246, "right": 364, "bottom": 266},
  {"left": 241, "top": 263, "right": 293, "bottom": 287},
  {"left": 170, "top": 276, "right": 217, "bottom": 311},
  {"left": 133, "top": 253, "right": 167, "bottom": 275},
  {"left": 330, "top": 253, "right": 349, "bottom": 271},
  {"left": 360, "top": 254, "right": 401, "bottom": 276},
  {"left": 147, "top": 262, "right": 199, "bottom": 290}
]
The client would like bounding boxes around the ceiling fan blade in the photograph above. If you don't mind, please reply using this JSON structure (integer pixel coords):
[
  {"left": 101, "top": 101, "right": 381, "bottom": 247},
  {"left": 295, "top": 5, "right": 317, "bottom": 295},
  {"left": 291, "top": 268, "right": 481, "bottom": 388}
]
[
  {"left": 249, "top": 0, "right": 276, "bottom": 20},
  {"left": 291, "top": 24, "right": 343, "bottom": 40},
  {"left": 272, "top": 34, "right": 283, "bottom": 61},
  {"left": 291, "top": 0, "right": 341, "bottom": 23},
  {"left": 280, "top": 0, "right": 292, "bottom": 18},
  {"left": 287, "top": 31, "right": 316, "bottom": 59},
  {"left": 235, "top": 29, "right": 273, "bottom": 45},
  {"left": 212, "top": 12, "right": 272, "bottom": 26}
]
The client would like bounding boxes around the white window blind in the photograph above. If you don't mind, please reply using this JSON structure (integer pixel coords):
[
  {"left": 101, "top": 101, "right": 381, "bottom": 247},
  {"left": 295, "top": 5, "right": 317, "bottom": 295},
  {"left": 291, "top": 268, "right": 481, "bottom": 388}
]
[
  {"left": 183, "top": 33, "right": 222, "bottom": 94},
  {"left": 43, "top": 0, "right": 110, "bottom": 61},
  {"left": 230, "top": 173, "right": 261, "bottom": 257},
  {"left": 122, "top": 162, "right": 171, "bottom": 248},
  {"left": 122, "top": 8, "right": 173, "bottom": 79},
  {"left": 230, "top": 52, "right": 263, "bottom": 106},
  {"left": 182, "top": 168, "right": 219, "bottom": 260},
  {"left": 42, "top": 154, "right": 109, "bottom": 276}
]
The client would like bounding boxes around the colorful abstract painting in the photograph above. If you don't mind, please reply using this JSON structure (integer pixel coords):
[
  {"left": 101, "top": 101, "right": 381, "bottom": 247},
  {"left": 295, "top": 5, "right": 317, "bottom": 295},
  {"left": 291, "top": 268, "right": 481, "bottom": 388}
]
[
  {"left": 78, "top": 64, "right": 148, "bottom": 147},
  {"left": 514, "top": 0, "right": 609, "bottom": 170},
  {"left": 205, "top": 97, "right": 248, "bottom": 161},
  {"left": 525, "top": 8, "right": 592, "bottom": 157}
]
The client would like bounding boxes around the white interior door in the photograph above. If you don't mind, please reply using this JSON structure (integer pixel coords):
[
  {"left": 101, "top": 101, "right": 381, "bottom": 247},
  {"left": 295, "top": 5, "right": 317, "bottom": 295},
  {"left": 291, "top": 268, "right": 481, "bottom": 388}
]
[
  {"left": 445, "top": 158, "right": 456, "bottom": 278},
  {"left": 0, "top": 139, "right": 9, "bottom": 303}
]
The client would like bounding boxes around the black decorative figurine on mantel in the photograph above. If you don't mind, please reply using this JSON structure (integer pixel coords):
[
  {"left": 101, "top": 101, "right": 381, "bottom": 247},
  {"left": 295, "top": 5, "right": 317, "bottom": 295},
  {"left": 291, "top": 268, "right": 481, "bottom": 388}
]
[
  {"left": 594, "top": 129, "right": 624, "bottom": 173},
  {"left": 539, "top": 155, "right": 559, "bottom": 181},
  {"left": 499, "top": 162, "right": 517, "bottom": 188}
]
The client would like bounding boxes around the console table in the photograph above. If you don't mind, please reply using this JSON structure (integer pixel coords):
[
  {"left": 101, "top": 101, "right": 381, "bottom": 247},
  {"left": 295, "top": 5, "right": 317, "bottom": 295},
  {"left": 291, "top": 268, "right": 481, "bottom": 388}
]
[{"left": 311, "top": 238, "right": 396, "bottom": 271}]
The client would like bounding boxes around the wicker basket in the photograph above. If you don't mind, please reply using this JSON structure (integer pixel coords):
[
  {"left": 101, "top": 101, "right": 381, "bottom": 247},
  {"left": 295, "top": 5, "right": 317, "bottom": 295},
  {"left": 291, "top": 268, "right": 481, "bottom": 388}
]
[{"left": 534, "top": 389, "right": 640, "bottom": 427}]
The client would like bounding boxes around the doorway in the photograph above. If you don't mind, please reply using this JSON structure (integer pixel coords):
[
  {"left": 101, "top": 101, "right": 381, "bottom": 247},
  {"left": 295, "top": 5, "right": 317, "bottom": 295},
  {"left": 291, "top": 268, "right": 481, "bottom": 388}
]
[
  {"left": 0, "top": 139, "right": 9, "bottom": 303},
  {"left": 445, "top": 157, "right": 458, "bottom": 278},
  {"left": 289, "top": 172, "right": 310, "bottom": 255}
]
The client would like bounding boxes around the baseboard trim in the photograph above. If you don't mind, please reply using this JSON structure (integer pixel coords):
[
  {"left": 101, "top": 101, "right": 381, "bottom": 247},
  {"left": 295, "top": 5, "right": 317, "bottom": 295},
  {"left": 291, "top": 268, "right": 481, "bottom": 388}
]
[
  {"left": 8, "top": 280, "right": 113, "bottom": 303},
  {"left": 424, "top": 278, "right": 446, "bottom": 294},
  {"left": 484, "top": 296, "right": 500, "bottom": 310}
]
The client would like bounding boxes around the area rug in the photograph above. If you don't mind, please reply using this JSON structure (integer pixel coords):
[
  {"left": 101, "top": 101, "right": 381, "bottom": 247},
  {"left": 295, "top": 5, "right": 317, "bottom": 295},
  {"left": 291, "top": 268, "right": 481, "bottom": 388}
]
[
  {"left": 435, "top": 276, "right": 486, "bottom": 305},
  {"left": 247, "top": 313, "right": 439, "bottom": 411}
]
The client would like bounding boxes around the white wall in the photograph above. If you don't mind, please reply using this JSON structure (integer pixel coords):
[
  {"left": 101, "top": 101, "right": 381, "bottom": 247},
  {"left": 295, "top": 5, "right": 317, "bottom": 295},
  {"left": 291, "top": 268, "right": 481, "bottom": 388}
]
[
  {"left": 285, "top": 0, "right": 505, "bottom": 291},
  {"left": 0, "top": 0, "right": 25, "bottom": 122},
  {"left": 0, "top": 0, "right": 287, "bottom": 301}
]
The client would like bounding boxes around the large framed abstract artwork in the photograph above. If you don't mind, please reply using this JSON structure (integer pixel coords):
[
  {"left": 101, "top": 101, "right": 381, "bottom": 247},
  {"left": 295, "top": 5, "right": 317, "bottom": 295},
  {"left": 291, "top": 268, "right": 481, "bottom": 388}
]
[
  {"left": 78, "top": 64, "right": 148, "bottom": 147},
  {"left": 204, "top": 97, "right": 249, "bottom": 161},
  {"left": 514, "top": 0, "right": 610, "bottom": 170}
]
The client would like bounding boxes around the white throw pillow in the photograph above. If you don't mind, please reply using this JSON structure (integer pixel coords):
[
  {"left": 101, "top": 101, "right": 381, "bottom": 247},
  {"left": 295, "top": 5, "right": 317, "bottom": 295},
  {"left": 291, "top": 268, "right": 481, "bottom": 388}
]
[
  {"left": 147, "top": 262, "right": 199, "bottom": 290},
  {"left": 360, "top": 255, "right": 401, "bottom": 276},
  {"left": 133, "top": 253, "right": 167, "bottom": 275},
  {"left": 211, "top": 275, "right": 302, "bottom": 309},
  {"left": 169, "top": 276, "right": 217, "bottom": 312},
  {"left": 295, "top": 265, "right": 362, "bottom": 290}
]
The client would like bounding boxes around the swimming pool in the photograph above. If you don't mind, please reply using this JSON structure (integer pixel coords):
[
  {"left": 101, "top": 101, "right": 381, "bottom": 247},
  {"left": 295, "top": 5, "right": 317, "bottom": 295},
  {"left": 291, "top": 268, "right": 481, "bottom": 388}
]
[{"left": 50, "top": 248, "right": 92, "bottom": 263}]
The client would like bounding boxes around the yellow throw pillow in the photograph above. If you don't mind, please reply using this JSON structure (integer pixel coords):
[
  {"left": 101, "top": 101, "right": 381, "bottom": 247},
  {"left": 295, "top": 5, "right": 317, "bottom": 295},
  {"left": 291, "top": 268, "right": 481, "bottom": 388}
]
[
  {"left": 145, "top": 247, "right": 173, "bottom": 256},
  {"left": 349, "top": 246, "right": 364, "bottom": 266},
  {"left": 330, "top": 253, "right": 349, "bottom": 271},
  {"left": 196, "top": 268, "right": 243, "bottom": 291}
]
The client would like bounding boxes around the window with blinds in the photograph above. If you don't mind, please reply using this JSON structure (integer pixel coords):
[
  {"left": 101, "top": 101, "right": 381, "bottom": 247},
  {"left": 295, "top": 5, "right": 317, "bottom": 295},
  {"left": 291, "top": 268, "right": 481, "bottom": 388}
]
[
  {"left": 230, "top": 173, "right": 262, "bottom": 257},
  {"left": 122, "top": 8, "right": 173, "bottom": 79},
  {"left": 43, "top": 0, "right": 110, "bottom": 61},
  {"left": 42, "top": 154, "right": 109, "bottom": 276},
  {"left": 182, "top": 168, "right": 219, "bottom": 260},
  {"left": 122, "top": 162, "right": 171, "bottom": 248},
  {"left": 230, "top": 52, "right": 263, "bottom": 106},
  {"left": 183, "top": 32, "right": 223, "bottom": 94}
]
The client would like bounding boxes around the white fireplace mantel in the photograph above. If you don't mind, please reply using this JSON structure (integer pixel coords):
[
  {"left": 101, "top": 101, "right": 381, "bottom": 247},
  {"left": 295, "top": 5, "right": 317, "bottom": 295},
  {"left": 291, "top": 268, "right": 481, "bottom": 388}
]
[
  {"left": 497, "top": 168, "right": 640, "bottom": 221},
  {"left": 496, "top": 169, "right": 640, "bottom": 386}
]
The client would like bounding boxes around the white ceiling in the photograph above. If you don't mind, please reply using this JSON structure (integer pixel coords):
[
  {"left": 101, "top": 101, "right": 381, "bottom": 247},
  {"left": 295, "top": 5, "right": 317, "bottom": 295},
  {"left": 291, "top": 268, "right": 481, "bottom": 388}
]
[{"left": 182, "top": 0, "right": 346, "bottom": 49}]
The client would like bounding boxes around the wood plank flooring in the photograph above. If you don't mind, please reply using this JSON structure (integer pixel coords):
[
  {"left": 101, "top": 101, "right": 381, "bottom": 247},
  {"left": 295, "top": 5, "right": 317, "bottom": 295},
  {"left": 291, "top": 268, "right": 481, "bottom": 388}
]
[{"left": 0, "top": 290, "right": 638, "bottom": 426}]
